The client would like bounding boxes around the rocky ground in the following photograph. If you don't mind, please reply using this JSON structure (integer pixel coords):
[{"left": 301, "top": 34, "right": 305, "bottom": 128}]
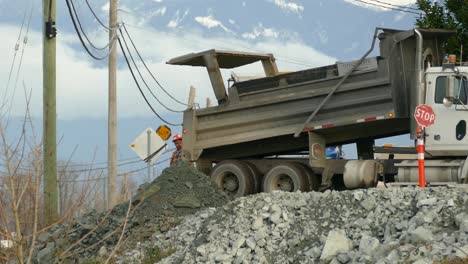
[
  {"left": 31, "top": 161, "right": 228, "bottom": 263},
  {"left": 118, "top": 184, "right": 468, "bottom": 264},
  {"left": 31, "top": 162, "right": 468, "bottom": 264}
]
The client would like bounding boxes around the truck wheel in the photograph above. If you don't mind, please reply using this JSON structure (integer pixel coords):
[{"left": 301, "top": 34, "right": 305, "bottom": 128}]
[
  {"left": 210, "top": 160, "right": 254, "bottom": 198},
  {"left": 244, "top": 162, "right": 262, "bottom": 193},
  {"left": 263, "top": 163, "right": 309, "bottom": 193},
  {"left": 297, "top": 163, "right": 320, "bottom": 191}
]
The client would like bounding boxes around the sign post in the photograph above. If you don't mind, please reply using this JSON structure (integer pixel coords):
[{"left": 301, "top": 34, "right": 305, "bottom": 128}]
[
  {"left": 413, "top": 104, "right": 436, "bottom": 188},
  {"left": 147, "top": 129, "right": 152, "bottom": 180}
]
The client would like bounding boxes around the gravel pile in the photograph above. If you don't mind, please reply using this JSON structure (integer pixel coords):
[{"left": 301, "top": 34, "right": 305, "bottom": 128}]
[
  {"left": 31, "top": 161, "right": 228, "bottom": 264},
  {"left": 119, "top": 185, "right": 468, "bottom": 264}
]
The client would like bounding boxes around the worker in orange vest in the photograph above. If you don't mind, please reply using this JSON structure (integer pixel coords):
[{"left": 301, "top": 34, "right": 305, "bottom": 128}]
[{"left": 170, "top": 134, "right": 184, "bottom": 166}]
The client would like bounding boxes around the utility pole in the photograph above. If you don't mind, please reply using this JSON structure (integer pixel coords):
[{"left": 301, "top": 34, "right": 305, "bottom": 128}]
[
  {"left": 43, "top": 0, "right": 58, "bottom": 225},
  {"left": 108, "top": 0, "right": 118, "bottom": 209}
]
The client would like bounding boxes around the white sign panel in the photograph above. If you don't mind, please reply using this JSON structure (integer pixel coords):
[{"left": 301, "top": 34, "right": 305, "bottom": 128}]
[
  {"left": 337, "top": 57, "right": 378, "bottom": 76},
  {"left": 130, "top": 128, "right": 167, "bottom": 164}
]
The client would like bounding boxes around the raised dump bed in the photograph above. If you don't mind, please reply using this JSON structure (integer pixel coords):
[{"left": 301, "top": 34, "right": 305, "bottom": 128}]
[{"left": 168, "top": 28, "right": 451, "bottom": 162}]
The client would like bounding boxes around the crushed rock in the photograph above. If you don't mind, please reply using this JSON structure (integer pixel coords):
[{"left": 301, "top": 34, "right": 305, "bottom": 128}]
[
  {"left": 118, "top": 185, "right": 468, "bottom": 264},
  {"left": 30, "top": 161, "right": 228, "bottom": 264}
]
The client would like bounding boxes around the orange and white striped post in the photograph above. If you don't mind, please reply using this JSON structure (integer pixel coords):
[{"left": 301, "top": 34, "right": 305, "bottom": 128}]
[{"left": 416, "top": 126, "right": 426, "bottom": 188}]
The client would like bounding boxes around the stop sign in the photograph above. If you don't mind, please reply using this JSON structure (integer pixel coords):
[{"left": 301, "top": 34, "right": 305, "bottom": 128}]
[{"left": 414, "top": 104, "right": 436, "bottom": 127}]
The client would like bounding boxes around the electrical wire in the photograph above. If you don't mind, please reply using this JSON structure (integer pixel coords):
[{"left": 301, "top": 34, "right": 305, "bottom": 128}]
[
  {"left": 0, "top": 155, "right": 172, "bottom": 180},
  {"left": 122, "top": 24, "right": 190, "bottom": 107},
  {"left": 366, "top": 0, "right": 420, "bottom": 11},
  {"left": 120, "top": 24, "right": 338, "bottom": 86},
  {"left": 57, "top": 158, "right": 144, "bottom": 173},
  {"left": 69, "top": 0, "right": 113, "bottom": 51},
  {"left": 54, "top": 157, "right": 171, "bottom": 183},
  {"left": 5, "top": 3, "right": 35, "bottom": 121},
  {"left": 117, "top": 37, "right": 183, "bottom": 126},
  {"left": 2, "top": 7, "right": 28, "bottom": 110},
  {"left": 59, "top": 147, "right": 175, "bottom": 168},
  {"left": 13, "top": 3, "right": 34, "bottom": 91},
  {"left": 84, "top": 0, "right": 110, "bottom": 30},
  {"left": 119, "top": 28, "right": 185, "bottom": 113},
  {"left": 123, "top": 23, "right": 318, "bottom": 68},
  {"left": 65, "top": 0, "right": 115, "bottom": 60},
  {"left": 0, "top": 143, "right": 175, "bottom": 173},
  {"left": 48, "top": 0, "right": 53, "bottom": 22},
  {"left": 349, "top": 0, "right": 422, "bottom": 15},
  {"left": 60, "top": 156, "right": 140, "bottom": 167}
]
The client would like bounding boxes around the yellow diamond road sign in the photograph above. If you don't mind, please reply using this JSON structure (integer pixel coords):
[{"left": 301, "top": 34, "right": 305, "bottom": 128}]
[
  {"left": 130, "top": 128, "right": 167, "bottom": 164},
  {"left": 156, "top": 125, "right": 172, "bottom": 141}
]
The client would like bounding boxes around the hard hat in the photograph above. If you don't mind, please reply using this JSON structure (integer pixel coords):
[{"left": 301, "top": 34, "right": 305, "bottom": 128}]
[{"left": 172, "top": 134, "right": 182, "bottom": 142}]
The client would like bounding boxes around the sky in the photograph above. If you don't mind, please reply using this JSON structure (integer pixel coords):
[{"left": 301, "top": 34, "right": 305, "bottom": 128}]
[{"left": 0, "top": 0, "right": 421, "bottom": 178}]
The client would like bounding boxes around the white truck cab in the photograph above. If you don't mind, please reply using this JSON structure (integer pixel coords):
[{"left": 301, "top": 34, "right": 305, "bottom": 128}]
[{"left": 425, "top": 64, "right": 468, "bottom": 156}]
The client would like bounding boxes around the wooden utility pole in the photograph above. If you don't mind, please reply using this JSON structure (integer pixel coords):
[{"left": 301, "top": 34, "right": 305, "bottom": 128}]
[
  {"left": 43, "top": 0, "right": 58, "bottom": 224},
  {"left": 108, "top": 0, "right": 118, "bottom": 209}
]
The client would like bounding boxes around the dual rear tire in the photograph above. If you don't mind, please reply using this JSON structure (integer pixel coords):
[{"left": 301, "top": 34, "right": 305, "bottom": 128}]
[
  {"left": 210, "top": 161, "right": 320, "bottom": 197},
  {"left": 262, "top": 163, "right": 319, "bottom": 192},
  {"left": 210, "top": 160, "right": 255, "bottom": 198}
]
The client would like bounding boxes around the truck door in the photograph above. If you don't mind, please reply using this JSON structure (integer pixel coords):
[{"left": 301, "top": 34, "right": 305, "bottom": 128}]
[{"left": 425, "top": 73, "right": 468, "bottom": 156}]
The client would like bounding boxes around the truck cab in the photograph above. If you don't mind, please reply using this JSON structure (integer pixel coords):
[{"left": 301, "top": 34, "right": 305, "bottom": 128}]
[{"left": 424, "top": 65, "right": 468, "bottom": 156}]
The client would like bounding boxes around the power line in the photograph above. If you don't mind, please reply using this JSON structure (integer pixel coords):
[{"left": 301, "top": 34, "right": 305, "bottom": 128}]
[
  {"left": 69, "top": 0, "right": 113, "bottom": 51},
  {"left": 117, "top": 36, "right": 183, "bottom": 126},
  {"left": 119, "top": 28, "right": 185, "bottom": 113},
  {"left": 5, "top": 3, "right": 35, "bottom": 120},
  {"left": 13, "top": 4, "right": 34, "bottom": 90},
  {"left": 0, "top": 148, "right": 174, "bottom": 174},
  {"left": 59, "top": 156, "right": 140, "bottom": 168},
  {"left": 367, "top": 0, "right": 420, "bottom": 11},
  {"left": 58, "top": 147, "right": 175, "bottom": 168},
  {"left": 2, "top": 6, "right": 28, "bottom": 110},
  {"left": 349, "top": 0, "right": 422, "bottom": 15},
  {"left": 0, "top": 155, "right": 172, "bottom": 181},
  {"left": 53, "top": 157, "right": 171, "bottom": 183},
  {"left": 57, "top": 158, "right": 143, "bottom": 173},
  {"left": 65, "top": 0, "right": 116, "bottom": 60},
  {"left": 123, "top": 23, "right": 318, "bottom": 68},
  {"left": 84, "top": 0, "right": 110, "bottom": 30},
  {"left": 122, "top": 24, "right": 190, "bottom": 107}
]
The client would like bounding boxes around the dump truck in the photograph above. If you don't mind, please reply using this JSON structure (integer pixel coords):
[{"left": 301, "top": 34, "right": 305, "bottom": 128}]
[{"left": 167, "top": 28, "right": 468, "bottom": 197}]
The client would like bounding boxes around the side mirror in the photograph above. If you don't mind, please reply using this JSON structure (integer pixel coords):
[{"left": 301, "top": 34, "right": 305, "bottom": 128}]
[
  {"left": 443, "top": 97, "right": 453, "bottom": 107},
  {"left": 443, "top": 76, "right": 456, "bottom": 108},
  {"left": 447, "top": 75, "right": 455, "bottom": 98}
]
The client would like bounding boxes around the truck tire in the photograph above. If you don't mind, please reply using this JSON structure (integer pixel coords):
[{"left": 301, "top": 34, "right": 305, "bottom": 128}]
[
  {"left": 297, "top": 163, "right": 320, "bottom": 191},
  {"left": 210, "top": 160, "right": 254, "bottom": 198},
  {"left": 263, "top": 163, "right": 309, "bottom": 193},
  {"left": 244, "top": 161, "right": 263, "bottom": 193}
]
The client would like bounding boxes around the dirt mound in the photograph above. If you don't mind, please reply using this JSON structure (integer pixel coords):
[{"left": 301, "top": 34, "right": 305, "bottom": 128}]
[
  {"left": 126, "top": 160, "right": 229, "bottom": 244},
  {"left": 31, "top": 161, "right": 228, "bottom": 264}
]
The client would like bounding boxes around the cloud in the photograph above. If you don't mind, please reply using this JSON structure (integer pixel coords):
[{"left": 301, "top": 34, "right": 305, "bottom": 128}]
[
  {"left": 153, "top": 7, "right": 167, "bottom": 16},
  {"left": 242, "top": 23, "right": 280, "bottom": 39},
  {"left": 270, "top": 0, "right": 304, "bottom": 13},
  {"left": 317, "top": 29, "right": 328, "bottom": 45},
  {"left": 343, "top": 0, "right": 417, "bottom": 12},
  {"left": 153, "top": 0, "right": 163, "bottom": 2},
  {"left": 393, "top": 11, "right": 407, "bottom": 22},
  {"left": 344, "top": 41, "right": 359, "bottom": 53},
  {"left": 195, "top": 15, "right": 232, "bottom": 33},
  {"left": 101, "top": 2, "right": 109, "bottom": 12},
  {"left": 228, "top": 19, "right": 236, "bottom": 25},
  {"left": 0, "top": 23, "right": 335, "bottom": 120},
  {"left": 167, "top": 9, "right": 189, "bottom": 28}
]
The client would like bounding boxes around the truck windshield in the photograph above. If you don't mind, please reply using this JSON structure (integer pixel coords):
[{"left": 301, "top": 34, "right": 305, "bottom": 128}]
[{"left": 435, "top": 76, "right": 468, "bottom": 105}]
